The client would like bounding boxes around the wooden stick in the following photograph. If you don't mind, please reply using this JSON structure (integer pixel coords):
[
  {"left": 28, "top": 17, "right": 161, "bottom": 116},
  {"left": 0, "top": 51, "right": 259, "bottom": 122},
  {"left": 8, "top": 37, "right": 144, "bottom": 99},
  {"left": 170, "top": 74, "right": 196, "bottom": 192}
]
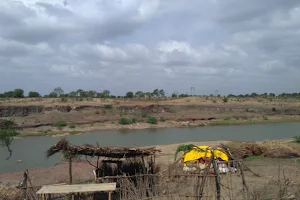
[{"left": 108, "top": 191, "right": 112, "bottom": 200}]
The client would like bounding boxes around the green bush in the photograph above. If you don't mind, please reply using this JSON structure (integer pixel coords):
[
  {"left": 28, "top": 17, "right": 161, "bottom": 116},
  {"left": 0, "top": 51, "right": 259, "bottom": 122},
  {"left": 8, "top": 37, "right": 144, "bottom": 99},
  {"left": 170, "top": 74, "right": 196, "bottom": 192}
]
[
  {"left": 119, "top": 117, "right": 133, "bottom": 125},
  {"left": 147, "top": 116, "right": 157, "bottom": 124},
  {"left": 131, "top": 118, "right": 137, "bottom": 123},
  {"left": 223, "top": 97, "right": 228, "bottom": 103},
  {"left": 69, "top": 124, "right": 76, "bottom": 128},
  {"left": 262, "top": 116, "right": 268, "bottom": 120},
  {"left": 53, "top": 121, "right": 67, "bottom": 127},
  {"left": 141, "top": 112, "right": 148, "bottom": 118},
  {"left": 293, "top": 136, "right": 300, "bottom": 143},
  {"left": 224, "top": 117, "right": 231, "bottom": 120},
  {"left": 242, "top": 116, "right": 249, "bottom": 120},
  {"left": 104, "top": 104, "right": 113, "bottom": 109},
  {"left": 159, "top": 117, "right": 165, "bottom": 122}
]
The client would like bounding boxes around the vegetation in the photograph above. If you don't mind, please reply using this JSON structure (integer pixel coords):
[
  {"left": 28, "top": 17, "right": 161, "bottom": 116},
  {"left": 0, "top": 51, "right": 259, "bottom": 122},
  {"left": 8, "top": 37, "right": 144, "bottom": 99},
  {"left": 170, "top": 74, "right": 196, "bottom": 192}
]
[
  {"left": 126, "top": 91, "right": 134, "bottom": 98},
  {"left": 69, "top": 124, "right": 76, "bottom": 128},
  {"left": 174, "top": 144, "right": 195, "bottom": 160},
  {"left": 53, "top": 121, "right": 68, "bottom": 127},
  {"left": 0, "top": 120, "right": 19, "bottom": 160},
  {"left": 104, "top": 104, "right": 113, "bottom": 109},
  {"left": 28, "top": 91, "right": 41, "bottom": 97},
  {"left": 223, "top": 97, "right": 228, "bottom": 103},
  {"left": 119, "top": 117, "right": 133, "bottom": 125},
  {"left": 147, "top": 116, "right": 158, "bottom": 124},
  {"left": 159, "top": 117, "right": 165, "bottom": 122},
  {"left": 293, "top": 136, "right": 300, "bottom": 143}
]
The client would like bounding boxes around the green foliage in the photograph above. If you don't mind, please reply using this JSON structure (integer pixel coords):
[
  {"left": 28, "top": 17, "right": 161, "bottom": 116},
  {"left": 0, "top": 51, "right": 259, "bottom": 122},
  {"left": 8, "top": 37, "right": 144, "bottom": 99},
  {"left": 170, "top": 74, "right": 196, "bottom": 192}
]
[
  {"left": 53, "top": 87, "right": 64, "bottom": 97},
  {"left": 126, "top": 91, "right": 134, "bottom": 98},
  {"left": 171, "top": 93, "right": 178, "bottom": 98},
  {"left": 69, "top": 124, "right": 76, "bottom": 128},
  {"left": 272, "top": 107, "right": 277, "bottom": 112},
  {"left": 13, "top": 89, "right": 24, "bottom": 98},
  {"left": 174, "top": 144, "right": 195, "bottom": 160},
  {"left": 293, "top": 136, "right": 300, "bottom": 143},
  {"left": 118, "top": 117, "right": 133, "bottom": 125},
  {"left": 135, "top": 91, "right": 144, "bottom": 97},
  {"left": 263, "top": 116, "right": 268, "bottom": 120},
  {"left": 28, "top": 91, "right": 41, "bottom": 97},
  {"left": 141, "top": 112, "right": 148, "bottom": 118},
  {"left": 104, "top": 104, "right": 113, "bottom": 109},
  {"left": 223, "top": 97, "right": 228, "bottom": 103},
  {"left": 131, "top": 118, "right": 137, "bottom": 123},
  {"left": 0, "top": 127, "right": 18, "bottom": 160},
  {"left": 159, "top": 117, "right": 165, "bottom": 122},
  {"left": 242, "top": 116, "right": 249, "bottom": 120},
  {"left": 147, "top": 116, "right": 157, "bottom": 124},
  {"left": 52, "top": 121, "right": 67, "bottom": 127},
  {"left": 224, "top": 117, "right": 231, "bottom": 120}
]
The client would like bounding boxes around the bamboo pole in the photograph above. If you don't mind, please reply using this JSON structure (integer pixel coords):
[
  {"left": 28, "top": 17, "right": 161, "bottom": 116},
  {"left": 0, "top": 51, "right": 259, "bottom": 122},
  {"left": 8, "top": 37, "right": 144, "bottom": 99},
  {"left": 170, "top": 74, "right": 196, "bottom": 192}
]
[{"left": 211, "top": 152, "right": 221, "bottom": 200}]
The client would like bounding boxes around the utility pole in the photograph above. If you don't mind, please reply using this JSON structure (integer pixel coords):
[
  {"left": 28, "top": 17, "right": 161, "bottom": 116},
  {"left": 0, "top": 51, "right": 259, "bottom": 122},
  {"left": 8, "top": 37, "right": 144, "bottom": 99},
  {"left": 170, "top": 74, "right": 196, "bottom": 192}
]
[{"left": 191, "top": 87, "right": 195, "bottom": 96}]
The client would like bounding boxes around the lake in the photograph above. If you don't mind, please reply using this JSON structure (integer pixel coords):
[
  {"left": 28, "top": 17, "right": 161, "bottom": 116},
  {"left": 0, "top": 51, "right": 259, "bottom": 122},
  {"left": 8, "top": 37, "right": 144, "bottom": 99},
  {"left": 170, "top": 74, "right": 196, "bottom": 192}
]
[{"left": 0, "top": 122, "right": 299, "bottom": 173}]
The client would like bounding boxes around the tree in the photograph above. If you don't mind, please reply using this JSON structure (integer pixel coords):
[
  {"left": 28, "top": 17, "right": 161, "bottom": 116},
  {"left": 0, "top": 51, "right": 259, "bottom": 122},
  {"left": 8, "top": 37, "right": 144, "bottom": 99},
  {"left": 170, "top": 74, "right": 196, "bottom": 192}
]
[
  {"left": 152, "top": 89, "right": 159, "bottom": 97},
  {"left": 79, "top": 90, "right": 88, "bottom": 98},
  {"left": 69, "top": 91, "right": 77, "bottom": 97},
  {"left": 102, "top": 90, "right": 110, "bottom": 98},
  {"left": 126, "top": 91, "right": 134, "bottom": 98},
  {"left": 87, "top": 90, "right": 97, "bottom": 98},
  {"left": 28, "top": 91, "right": 41, "bottom": 97},
  {"left": 13, "top": 89, "right": 24, "bottom": 98},
  {"left": 3, "top": 91, "right": 14, "bottom": 98},
  {"left": 135, "top": 91, "right": 144, "bottom": 97},
  {"left": 0, "top": 93, "right": 4, "bottom": 98},
  {"left": 0, "top": 120, "right": 18, "bottom": 160},
  {"left": 250, "top": 93, "right": 258, "bottom": 97},
  {"left": 159, "top": 89, "right": 165, "bottom": 97},
  {"left": 53, "top": 87, "right": 64, "bottom": 97},
  {"left": 48, "top": 92, "right": 58, "bottom": 98},
  {"left": 172, "top": 93, "right": 178, "bottom": 97},
  {"left": 269, "top": 93, "right": 276, "bottom": 97}
]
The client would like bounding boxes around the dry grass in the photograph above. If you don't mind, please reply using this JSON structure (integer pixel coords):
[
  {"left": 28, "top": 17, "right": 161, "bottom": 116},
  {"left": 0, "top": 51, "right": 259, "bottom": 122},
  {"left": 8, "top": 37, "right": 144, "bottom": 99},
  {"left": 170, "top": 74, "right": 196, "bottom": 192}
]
[{"left": 0, "top": 184, "right": 24, "bottom": 200}]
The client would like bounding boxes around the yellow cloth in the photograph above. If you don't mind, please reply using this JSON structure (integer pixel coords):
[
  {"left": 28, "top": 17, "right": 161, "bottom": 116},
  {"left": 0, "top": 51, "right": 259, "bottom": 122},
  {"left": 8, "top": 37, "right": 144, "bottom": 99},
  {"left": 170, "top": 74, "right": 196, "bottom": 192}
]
[{"left": 182, "top": 146, "right": 229, "bottom": 164}]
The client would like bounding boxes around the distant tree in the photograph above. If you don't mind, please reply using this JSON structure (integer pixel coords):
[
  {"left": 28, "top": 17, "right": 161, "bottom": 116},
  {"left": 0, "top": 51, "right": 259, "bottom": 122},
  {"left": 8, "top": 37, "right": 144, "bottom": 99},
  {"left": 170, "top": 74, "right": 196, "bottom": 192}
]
[
  {"left": 87, "top": 90, "right": 97, "bottom": 98},
  {"left": 152, "top": 89, "right": 159, "bottom": 97},
  {"left": 28, "top": 91, "right": 41, "bottom": 97},
  {"left": 69, "top": 91, "right": 77, "bottom": 97},
  {"left": 126, "top": 91, "right": 134, "bottom": 98},
  {"left": 79, "top": 90, "right": 87, "bottom": 98},
  {"left": 53, "top": 87, "right": 64, "bottom": 97},
  {"left": 227, "top": 94, "right": 235, "bottom": 98},
  {"left": 135, "top": 91, "right": 144, "bottom": 98},
  {"left": 172, "top": 93, "right": 178, "bottom": 98},
  {"left": 250, "top": 93, "right": 258, "bottom": 97},
  {"left": 179, "top": 94, "right": 188, "bottom": 97},
  {"left": 13, "top": 89, "right": 24, "bottom": 98},
  {"left": 159, "top": 89, "right": 165, "bottom": 97},
  {"left": 244, "top": 94, "right": 249, "bottom": 97},
  {"left": 96, "top": 92, "right": 104, "bottom": 98},
  {"left": 48, "top": 92, "right": 58, "bottom": 98},
  {"left": 3, "top": 91, "right": 14, "bottom": 98},
  {"left": 0, "top": 93, "right": 4, "bottom": 98},
  {"left": 269, "top": 93, "right": 275, "bottom": 97},
  {"left": 102, "top": 90, "right": 110, "bottom": 98}
]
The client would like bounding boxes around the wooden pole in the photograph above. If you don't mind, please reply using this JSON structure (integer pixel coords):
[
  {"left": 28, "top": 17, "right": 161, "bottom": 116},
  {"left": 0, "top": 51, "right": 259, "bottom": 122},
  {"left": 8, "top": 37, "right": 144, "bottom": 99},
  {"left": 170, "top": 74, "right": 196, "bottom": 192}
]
[
  {"left": 211, "top": 152, "right": 221, "bottom": 200},
  {"left": 108, "top": 191, "right": 112, "bottom": 200},
  {"left": 69, "top": 152, "right": 73, "bottom": 184}
]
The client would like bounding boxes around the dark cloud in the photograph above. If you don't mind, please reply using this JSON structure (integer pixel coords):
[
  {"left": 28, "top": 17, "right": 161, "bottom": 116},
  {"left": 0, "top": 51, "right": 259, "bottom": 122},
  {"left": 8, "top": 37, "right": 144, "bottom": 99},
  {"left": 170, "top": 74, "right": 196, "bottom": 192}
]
[{"left": 0, "top": 0, "right": 300, "bottom": 95}]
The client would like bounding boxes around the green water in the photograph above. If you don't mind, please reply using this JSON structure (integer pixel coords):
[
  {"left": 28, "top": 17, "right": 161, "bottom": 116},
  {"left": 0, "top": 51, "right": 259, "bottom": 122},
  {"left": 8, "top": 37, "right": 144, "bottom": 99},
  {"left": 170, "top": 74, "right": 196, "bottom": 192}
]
[{"left": 0, "top": 122, "right": 299, "bottom": 173}]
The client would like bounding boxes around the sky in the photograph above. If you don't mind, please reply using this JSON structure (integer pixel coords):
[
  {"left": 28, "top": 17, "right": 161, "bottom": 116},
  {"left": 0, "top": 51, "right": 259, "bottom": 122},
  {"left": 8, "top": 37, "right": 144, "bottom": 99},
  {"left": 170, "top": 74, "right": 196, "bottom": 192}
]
[{"left": 1, "top": 0, "right": 300, "bottom": 96}]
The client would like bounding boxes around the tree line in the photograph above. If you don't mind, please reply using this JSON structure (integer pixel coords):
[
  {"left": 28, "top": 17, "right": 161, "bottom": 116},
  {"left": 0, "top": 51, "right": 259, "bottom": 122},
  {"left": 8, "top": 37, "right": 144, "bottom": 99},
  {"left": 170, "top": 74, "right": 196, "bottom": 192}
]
[
  {"left": 0, "top": 87, "right": 169, "bottom": 99},
  {"left": 1, "top": 88, "right": 299, "bottom": 99}
]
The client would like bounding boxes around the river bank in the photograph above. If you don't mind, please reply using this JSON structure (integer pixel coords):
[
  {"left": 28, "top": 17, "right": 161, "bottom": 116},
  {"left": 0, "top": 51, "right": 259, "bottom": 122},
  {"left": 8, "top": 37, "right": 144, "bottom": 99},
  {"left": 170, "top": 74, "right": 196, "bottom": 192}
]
[{"left": 15, "top": 115, "right": 300, "bottom": 137}]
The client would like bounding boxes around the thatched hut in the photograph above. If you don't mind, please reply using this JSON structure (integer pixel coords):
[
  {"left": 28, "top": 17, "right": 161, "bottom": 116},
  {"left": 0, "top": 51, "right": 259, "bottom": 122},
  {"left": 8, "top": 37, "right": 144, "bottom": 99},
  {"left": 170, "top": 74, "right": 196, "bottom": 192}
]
[{"left": 46, "top": 138, "right": 161, "bottom": 184}]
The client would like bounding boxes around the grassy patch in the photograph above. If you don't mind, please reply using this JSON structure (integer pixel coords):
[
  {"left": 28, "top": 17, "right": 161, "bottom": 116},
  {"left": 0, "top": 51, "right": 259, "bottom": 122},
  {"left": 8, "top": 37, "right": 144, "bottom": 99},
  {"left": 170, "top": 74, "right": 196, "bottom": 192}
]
[
  {"left": 104, "top": 104, "right": 113, "bottom": 109},
  {"left": 52, "top": 121, "right": 67, "bottom": 127},
  {"left": 292, "top": 136, "right": 300, "bottom": 143},
  {"left": 69, "top": 124, "right": 76, "bottom": 128},
  {"left": 159, "top": 117, "right": 165, "bottom": 122},
  {"left": 263, "top": 116, "right": 268, "bottom": 120},
  {"left": 243, "top": 156, "right": 264, "bottom": 161},
  {"left": 119, "top": 117, "right": 133, "bottom": 125},
  {"left": 147, "top": 116, "right": 158, "bottom": 124},
  {"left": 224, "top": 117, "right": 231, "bottom": 120}
]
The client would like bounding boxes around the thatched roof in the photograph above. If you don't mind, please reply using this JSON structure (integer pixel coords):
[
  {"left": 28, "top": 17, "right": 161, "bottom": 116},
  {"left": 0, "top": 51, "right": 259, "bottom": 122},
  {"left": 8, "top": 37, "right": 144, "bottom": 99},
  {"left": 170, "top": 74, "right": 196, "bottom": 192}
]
[{"left": 46, "top": 138, "right": 161, "bottom": 159}]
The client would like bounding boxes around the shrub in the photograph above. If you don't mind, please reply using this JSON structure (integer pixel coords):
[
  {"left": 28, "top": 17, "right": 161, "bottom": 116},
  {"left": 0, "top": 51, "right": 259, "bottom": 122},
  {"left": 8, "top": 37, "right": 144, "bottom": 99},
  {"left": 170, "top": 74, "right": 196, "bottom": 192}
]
[
  {"left": 147, "top": 116, "right": 157, "bottom": 124},
  {"left": 272, "top": 107, "right": 276, "bottom": 112},
  {"left": 141, "top": 112, "right": 148, "bottom": 118},
  {"left": 118, "top": 117, "right": 133, "bottom": 125},
  {"left": 242, "top": 116, "right": 249, "bottom": 120},
  {"left": 69, "top": 124, "right": 76, "bottom": 128},
  {"left": 263, "top": 116, "right": 268, "bottom": 120},
  {"left": 223, "top": 97, "right": 228, "bottom": 103},
  {"left": 104, "top": 104, "right": 113, "bottom": 109},
  {"left": 95, "top": 110, "right": 100, "bottom": 114},
  {"left": 212, "top": 99, "right": 217, "bottom": 103},
  {"left": 131, "top": 118, "right": 137, "bottom": 123},
  {"left": 159, "top": 117, "right": 165, "bottom": 122},
  {"left": 293, "top": 136, "right": 300, "bottom": 143},
  {"left": 53, "top": 121, "right": 67, "bottom": 127}
]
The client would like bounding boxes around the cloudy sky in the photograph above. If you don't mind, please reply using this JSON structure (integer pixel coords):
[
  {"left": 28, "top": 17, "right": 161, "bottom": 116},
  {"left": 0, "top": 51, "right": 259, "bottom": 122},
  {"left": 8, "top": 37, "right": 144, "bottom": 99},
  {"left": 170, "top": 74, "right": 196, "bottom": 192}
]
[{"left": 1, "top": 0, "right": 300, "bottom": 96}]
